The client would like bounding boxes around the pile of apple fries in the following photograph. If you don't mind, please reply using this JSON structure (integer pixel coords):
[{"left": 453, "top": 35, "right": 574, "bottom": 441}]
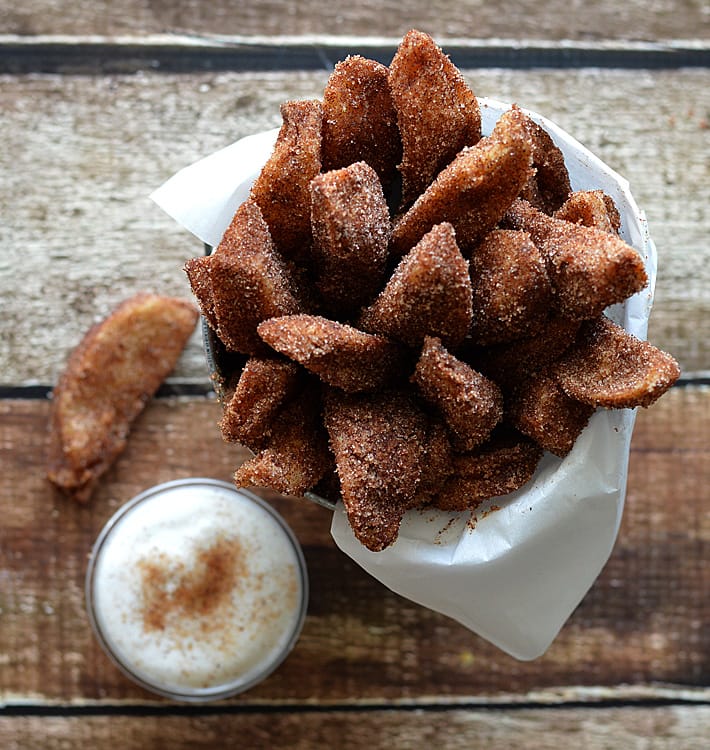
[{"left": 186, "top": 30, "right": 679, "bottom": 551}]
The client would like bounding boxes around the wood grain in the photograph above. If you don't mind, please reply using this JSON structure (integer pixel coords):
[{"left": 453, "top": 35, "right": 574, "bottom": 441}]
[
  {"left": 1, "top": 68, "right": 708, "bottom": 385},
  {"left": 1, "top": 706, "right": 709, "bottom": 749},
  {"left": 1, "top": 387, "right": 707, "bottom": 704},
  {"left": 3, "top": 0, "right": 709, "bottom": 41}
]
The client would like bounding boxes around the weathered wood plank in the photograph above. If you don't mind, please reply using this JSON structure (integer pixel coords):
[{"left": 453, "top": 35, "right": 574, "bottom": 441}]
[
  {"left": 1, "top": 706, "right": 709, "bottom": 750},
  {"left": 0, "top": 387, "right": 707, "bottom": 703},
  {"left": 2, "top": 0, "right": 709, "bottom": 41},
  {"left": 0, "top": 69, "right": 708, "bottom": 383}
]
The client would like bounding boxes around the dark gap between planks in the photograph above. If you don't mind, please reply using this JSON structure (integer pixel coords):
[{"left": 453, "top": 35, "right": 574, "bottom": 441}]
[{"left": 1, "top": 40, "right": 709, "bottom": 74}]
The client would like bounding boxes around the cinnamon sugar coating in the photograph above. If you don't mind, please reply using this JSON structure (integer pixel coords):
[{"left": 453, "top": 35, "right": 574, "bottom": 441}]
[
  {"left": 553, "top": 316, "right": 680, "bottom": 408},
  {"left": 359, "top": 222, "right": 472, "bottom": 351},
  {"left": 554, "top": 190, "right": 621, "bottom": 234},
  {"left": 390, "top": 107, "right": 533, "bottom": 256},
  {"left": 517, "top": 106, "right": 571, "bottom": 214},
  {"left": 220, "top": 357, "right": 300, "bottom": 450},
  {"left": 209, "top": 199, "right": 303, "bottom": 355},
  {"left": 504, "top": 198, "right": 647, "bottom": 320},
  {"left": 413, "top": 337, "right": 503, "bottom": 452},
  {"left": 250, "top": 99, "right": 322, "bottom": 263},
  {"left": 389, "top": 29, "right": 481, "bottom": 207},
  {"left": 184, "top": 255, "right": 218, "bottom": 331},
  {"left": 469, "top": 229, "right": 552, "bottom": 345},
  {"left": 257, "top": 314, "right": 407, "bottom": 393},
  {"left": 322, "top": 56, "right": 401, "bottom": 187},
  {"left": 310, "top": 161, "right": 391, "bottom": 317},
  {"left": 324, "top": 389, "right": 428, "bottom": 551},
  {"left": 234, "top": 389, "right": 331, "bottom": 496},
  {"left": 508, "top": 370, "right": 595, "bottom": 457},
  {"left": 432, "top": 430, "right": 543, "bottom": 512}
]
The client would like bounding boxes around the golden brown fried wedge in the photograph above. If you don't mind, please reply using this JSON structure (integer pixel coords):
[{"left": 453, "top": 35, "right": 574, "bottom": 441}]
[
  {"left": 504, "top": 198, "right": 647, "bottom": 320},
  {"left": 359, "top": 222, "right": 472, "bottom": 351},
  {"left": 389, "top": 29, "right": 481, "bottom": 207},
  {"left": 258, "top": 314, "right": 407, "bottom": 393},
  {"left": 234, "top": 390, "right": 331, "bottom": 496},
  {"left": 517, "top": 106, "right": 571, "bottom": 214},
  {"left": 310, "top": 161, "right": 391, "bottom": 317},
  {"left": 209, "top": 199, "right": 303, "bottom": 355},
  {"left": 47, "top": 293, "right": 198, "bottom": 503},
  {"left": 508, "top": 370, "right": 595, "bottom": 457},
  {"left": 390, "top": 107, "right": 533, "bottom": 256},
  {"left": 472, "top": 315, "right": 581, "bottom": 393},
  {"left": 324, "top": 389, "right": 428, "bottom": 551},
  {"left": 220, "top": 357, "right": 301, "bottom": 450},
  {"left": 469, "top": 229, "right": 552, "bottom": 345},
  {"left": 250, "top": 99, "right": 322, "bottom": 263},
  {"left": 433, "top": 429, "right": 543, "bottom": 512},
  {"left": 322, "top": 56, "right": 401, "bottom": 187},
  {"left": 412, "top": 336, "right": 503, "bottom": 451},
  {"left": 553, "top": 316, "right": 680, "bottom": 408},
  {"left": 184, "top": 255, "right": 218, "bottom": 330},
  {"left": 554, "top": 190, "right": 621, "bottom": 234}
]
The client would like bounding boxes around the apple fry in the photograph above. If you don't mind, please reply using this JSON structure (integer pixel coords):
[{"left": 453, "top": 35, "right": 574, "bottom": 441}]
[
  {"left": 469, "top": 229, "right": 552, "bottom": 345},
  {"left": 554, "top": 190, "right": 621, "bottom": 234},
  {"left": 390, "top": 106, "right": 533, "bottom": 256},
  {"left": 258, "top": 314, "right": 407, "bottom": 393},
  {"left": 389, "top": 29, "right": 481, "bottom": 207},
  {"left": 359, "top": 222, "right": 472, "bottom": 351},
  {"left": 553, "top": 316, "right": 680, "bottom": 408},
  {"left": 412, "top": 336, "right": 503, "bottom": 451},
  {"left": 322, "top": 55, "right": 401, "bottom": 187},
  {"left": 47, "top": 293, "right": 198, "bottom": 503},
  {"left": 310, "top": 161, "right": 391, "bottom": 317},
  {"left": 250, "top": 99, "right": 322, "bottom": 263}
]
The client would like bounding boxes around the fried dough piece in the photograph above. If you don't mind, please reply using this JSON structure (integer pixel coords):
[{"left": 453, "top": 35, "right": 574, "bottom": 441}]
[
  {"left": 517, "top": 107, "right": 571, "bottom": 214},
  {"left": 184, "top": 255, "right": 218, "bottom": 330},
  {"left": 469, "top": 229, "right": 552, "bottom": 345},
  {"left": 508, "top": 370, "right": 595, "bottom": 457},
  {"left": 389, "top": 29, "right": 481, "bottom": 207},
  {"left": 47, "top": 293, "right": 199, "bottom": 503},
  {"left": 472, "top": 315, "right": 581, "bottom": 393},
  {"left": 220, "top": 357, "right": 300, "bottom": 450},
  {"left": 258, "top": 314, "right": 407, "bottom": 393},
  {"left": 390, "top": 107, "right": 533, "bottom": 256},
  {"left": 322, "top": 56, "right": 401, "bottom": 187},
  {"left": 413, "top": 337, "right": 503, "bottom": 451},
  {"left": 553, "top": 316, "right": 680, "bottom": 408},
  {"left": 250, "top": 99, "right": 322, "bottom": 263},
  {"left": 554, "top": 190, "right": 621, "bottom": 234},
  {"left": 359, "top": 223, "right": 472, "bottom": 350},
  {"left": 324, "top": 389, "right": 428, "bottom": 551},
  {"left": 234, "top": 390, "right": 331, "bottom": 496},
  {"left": 310, "top": 161, "right": 391, "bottom": 317},
  {"left": 504, "top": 199, "right": 647, "bottom": 320},
  {"left": 433, "top": 429, "right": 543, "bottom": 511},
  {"left": 209, "top": 199, "right": 303, "bottom": 355}
]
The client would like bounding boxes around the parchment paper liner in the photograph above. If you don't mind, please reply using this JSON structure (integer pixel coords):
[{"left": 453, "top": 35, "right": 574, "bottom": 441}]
[{"left": 152, "top": 97, "right": 656, "bottom": 659}]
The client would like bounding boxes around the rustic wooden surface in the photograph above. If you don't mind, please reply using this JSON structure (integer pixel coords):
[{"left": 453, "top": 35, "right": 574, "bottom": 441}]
[
  {"left": 3, "top": 0, "right": 709, "bottom": 40},
  {"left": 1, "top": 3, "right": 709, "bottom": 746}
]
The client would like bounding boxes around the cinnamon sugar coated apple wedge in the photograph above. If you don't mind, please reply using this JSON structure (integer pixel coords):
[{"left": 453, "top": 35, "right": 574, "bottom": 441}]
[
  {"left": 553, "top": 316, "right": 680, "bottom": 408},
  {"left": 47, "top": 293, "right": 198, "bottom": 502},
  {"left": 389, "top": 29, "right": 481, "bottom": 207}
]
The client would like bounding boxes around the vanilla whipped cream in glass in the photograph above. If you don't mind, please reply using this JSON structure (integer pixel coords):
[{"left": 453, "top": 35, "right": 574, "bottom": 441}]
[{"left": 86, "top": 479, "right": 308, "bottom": 701}]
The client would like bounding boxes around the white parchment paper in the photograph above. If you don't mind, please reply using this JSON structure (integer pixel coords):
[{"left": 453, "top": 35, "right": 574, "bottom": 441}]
[{"left": 152, "top": 98, "right": 656, "bottom": 660}]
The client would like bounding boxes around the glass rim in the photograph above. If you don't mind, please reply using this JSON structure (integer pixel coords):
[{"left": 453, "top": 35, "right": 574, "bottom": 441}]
[{"left": 85, "top": 478, "right": 309, "bottom": 702}]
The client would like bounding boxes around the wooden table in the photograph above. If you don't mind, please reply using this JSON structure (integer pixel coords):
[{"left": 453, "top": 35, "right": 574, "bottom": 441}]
[{"left": 1, "top": 2, "right": 708, "bottom": 747}]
